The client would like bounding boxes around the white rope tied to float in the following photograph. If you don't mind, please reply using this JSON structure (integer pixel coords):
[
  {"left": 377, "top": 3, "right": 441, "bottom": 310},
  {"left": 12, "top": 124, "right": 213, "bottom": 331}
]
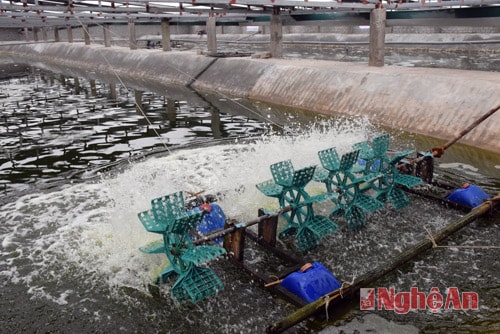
[{"left": 322, "top": 275, "right": 356, "bottom": 321}]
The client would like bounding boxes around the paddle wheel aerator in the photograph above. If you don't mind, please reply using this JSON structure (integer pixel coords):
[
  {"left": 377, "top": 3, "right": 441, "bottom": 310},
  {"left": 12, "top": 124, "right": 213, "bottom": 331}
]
[{"left": 137, "top": 191, "right": 226, "bottom": 304}]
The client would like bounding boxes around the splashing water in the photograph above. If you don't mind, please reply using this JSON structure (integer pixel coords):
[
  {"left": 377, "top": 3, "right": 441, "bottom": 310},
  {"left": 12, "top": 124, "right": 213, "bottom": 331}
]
[
  {"left": 1, "top": 93, "right": 498, "bottom": 332},
  {"left": 1, "top": 120, "right": 380, "bottom": 329}
]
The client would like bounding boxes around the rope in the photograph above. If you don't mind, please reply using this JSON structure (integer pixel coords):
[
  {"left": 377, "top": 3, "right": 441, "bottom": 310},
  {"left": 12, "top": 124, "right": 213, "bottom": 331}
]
[
  {"left": 77, "top": 20, "right": 170, "bottom": 152},
  {"left": 424, "top": 226, "right": 500, "bottom": 250},
  {"left": 77, "top": 20, "right": 293, "bottom": 136},
  {"left": 321, "top": 275, "right": 355, "bottom": 321}
]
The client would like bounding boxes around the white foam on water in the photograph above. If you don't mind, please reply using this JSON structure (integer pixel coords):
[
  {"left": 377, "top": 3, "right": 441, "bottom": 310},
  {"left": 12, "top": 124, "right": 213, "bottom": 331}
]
[{"left": 0, "top": 118, "right": 378, "bottom": 303}]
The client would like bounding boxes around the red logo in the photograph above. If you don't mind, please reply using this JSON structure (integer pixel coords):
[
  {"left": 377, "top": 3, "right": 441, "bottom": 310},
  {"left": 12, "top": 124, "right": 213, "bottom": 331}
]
[{"left": 360, "top": 288, "right": 375, "bottom": 310}]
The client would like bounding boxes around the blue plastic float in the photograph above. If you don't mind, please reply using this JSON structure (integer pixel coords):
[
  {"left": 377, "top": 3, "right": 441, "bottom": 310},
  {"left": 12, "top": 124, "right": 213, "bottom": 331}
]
[
  {"left": 447, "top": 183, "right": 490, "bottom": 208},
  {"left": 280, "top": 262, "right": 341, "bottom": 303},
  {"left": 192, "top": 202, "right": 226, "bottom": 243}
]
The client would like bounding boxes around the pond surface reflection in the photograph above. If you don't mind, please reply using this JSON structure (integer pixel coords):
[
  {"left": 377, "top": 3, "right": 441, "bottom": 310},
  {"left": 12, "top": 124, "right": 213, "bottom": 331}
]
[{"left": 0, "top": 68, "right": 270, "bottom": 196}]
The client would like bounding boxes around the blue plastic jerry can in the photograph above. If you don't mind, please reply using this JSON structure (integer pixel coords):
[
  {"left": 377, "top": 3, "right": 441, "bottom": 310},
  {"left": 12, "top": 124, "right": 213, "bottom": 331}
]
[
  {"left": 280, "top": 262, "right": 341, "bottom": 303},
  {"left": 447, "top": 183, "right": 490, "bottom": 208}
]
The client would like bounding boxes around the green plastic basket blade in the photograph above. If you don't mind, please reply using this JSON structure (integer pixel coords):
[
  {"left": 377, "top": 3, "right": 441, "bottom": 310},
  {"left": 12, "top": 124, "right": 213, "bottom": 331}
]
[
  {"left": 313, "top": 167, "right": 330, "bottom": 182},
  {"left": 372, "top": 134, "right": 390, "bottom": 157},
  {"left": 139, "top": 239, "right": 165, "bottom": 254},
  {"left": 296, "top": 215, "right": 338, "bottom": 251},
  {"left": 355, "top": 193, "right": 384, "bottom": 213},
  {"left": 345, "top": 206, "right": 366, "bottom": 229},
  {"left": 256, "top": 179, "right": 284, "bottom": 198},
  {"left": 353, "top": 141, "right": 374, "bottom": 160},
  {"left": 395, "top": 173, "right": 422, "bottom": 189},
  {"left": 388, "top": 187, "right": 410, "bottom": 210},
  {"left": 168, "top": 211, "right": 205, "bottom": 235},
  {"left": 318, "top": 147, "right": 340, "bottom": 171},
  {"left": 138, "top": 210, "right": 166, "bottom": 234},
  {"left": 182, "top": 245, "right": 227, "bottom": 266},
  {"left": 296, "top": 226, "right": 321, "bottom": 252},
  {"left": 151, "top": 191, "right": 186, "bottom": 227},
  {"left": 270, "top": 160, "right": 294, "bottom": 187},
  {"left": 171, "top": 265, "right": 224, "bottom": 304},
  {"left": 292, "top": 166, "right": 316, "bottom": 188},
  {"left": 339, "top": 150, "right": 360, "bottom": 172}
]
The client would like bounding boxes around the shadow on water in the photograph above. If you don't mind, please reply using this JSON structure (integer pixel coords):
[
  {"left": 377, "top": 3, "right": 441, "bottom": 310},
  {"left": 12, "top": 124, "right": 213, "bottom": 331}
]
[
  {"left": 0, "top": 64, "right": 499, "bottom": 334},
  {"left": 0, "top": 65, "right": 283, "bottom": 199}
]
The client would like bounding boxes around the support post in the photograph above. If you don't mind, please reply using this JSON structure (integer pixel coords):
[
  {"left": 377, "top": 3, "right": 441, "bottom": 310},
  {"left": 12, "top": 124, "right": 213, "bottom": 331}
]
[
  {"left": 42, "top": 27, "right": 48, "bottom": 42},
  {"left": 161, "top": 18, "right": 171, "bottom": 51},
  {"left": 258, "top": 209, "right": 278, "bottom": 247},
  {"left": 223, "top": 220, "right": 245, "bottom": 262},
  {"left": 83, "top": 24, "right": 91, "bottom": 45},
  {"left": 74, "top": 77, "right": 80, "bottom": 94},
  {"left": 41, "top": 27, "right": 48, "bottom": 41},
  {"left": 108, "top": 82, "right": 117, "bottom": 101},
  {"left": 103, "top": 24, "right": 111, "bottom": 47},
  {"left": 67, "top": 25, "right": 73, "bottom": 43},
  {"left": 134, "top": 90, "right": 143, "bottom": 114},
  {"left": 167, "top": 98, "right": 177, "bottom": 124},
  {"left": 24, "top": 27, "right": 29, "bottom": 41},
  {"left": 270, "top": 7, "right": 283, "bottom": 58},
  {"left": 32, "top": 27, "right": 39, "bottom": 42},
  {"left": 128, "top": 19, "right": 137, "bottom": 50},
  {"left": 368, "top": 8, "right": 386, "bottom": 67},
  {"left": 54, "top": 27, "right": 60, "bottom": 42},
  {"left": 206, "top": 14, "right": 217, "bottom": 56},
  {"left": 90, "top": 79, "right": 97, "bottom": 96},
  {"left": 210, "top": 107, "right": 222, "bottom": 139}
]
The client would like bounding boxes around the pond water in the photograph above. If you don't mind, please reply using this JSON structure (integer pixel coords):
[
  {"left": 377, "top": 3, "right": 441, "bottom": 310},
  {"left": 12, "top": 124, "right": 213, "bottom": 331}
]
[{"left": 0, "top": 65, "right": 499, "bottom": 333}]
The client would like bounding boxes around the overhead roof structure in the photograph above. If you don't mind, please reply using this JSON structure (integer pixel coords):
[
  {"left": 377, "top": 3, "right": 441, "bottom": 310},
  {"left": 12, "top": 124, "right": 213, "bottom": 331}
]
[{"left": 0, "top": 0, "right": 499, "bottom": 28}]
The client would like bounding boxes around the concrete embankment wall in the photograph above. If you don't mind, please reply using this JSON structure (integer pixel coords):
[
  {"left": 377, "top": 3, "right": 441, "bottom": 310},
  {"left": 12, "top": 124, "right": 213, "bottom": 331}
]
[{"left": 1, "top": 43, "right": 499, "bottom": 153}]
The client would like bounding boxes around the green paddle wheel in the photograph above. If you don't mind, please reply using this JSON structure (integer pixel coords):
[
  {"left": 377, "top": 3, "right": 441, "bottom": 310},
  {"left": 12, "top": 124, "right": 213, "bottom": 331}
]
[
  {"left": 354, "top": 134, "right": 422, "bottom": 210},
  {"left": 137, "top": 191, "right": 226, "bottom": 304},
  {"left": 256, "top": 160, "right": 338, "bottom": 251},
  {"left": 313, "top": 147, "right": 384, "bottom": 229}
]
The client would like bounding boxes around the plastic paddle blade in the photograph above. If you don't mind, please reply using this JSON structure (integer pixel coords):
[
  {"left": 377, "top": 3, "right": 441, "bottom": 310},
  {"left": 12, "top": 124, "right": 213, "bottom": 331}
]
[
  {"left": 139, "top": 239, "right": 165, "bottom": 254},
  {"left": 345, "top": 206, "right": 367, "bottom": 229},
  {"left": 296, "top": 215, "right": 338, "bottom": 251},
  {"left": 372, "top": 134, "right": 390, "bottom": 157},
  {"left": 157, "top": 265, "right": 178, "bottom": 284},
  {"left": 355, "top": 193, "right": 384, "bottom": 213},
  {"left": 256, "top": 179, "right": 283, "bottom": 198},
  {"left": 395, "top": 173, "right": 422, "bottom": 189},
  {"left": 292, "top": 166, "right": 316, "bottom": 188},
  {"left": 318, "top": 147, "right": 340, "bottom": 172},
  {"left": 270, "top": 160, "right": 294, "bottom": 187},
  {"left": 171, "top": 266, "right": 224, "bottom": 304},
  {"left": 353, "top": 141, "right": 374, "bottom": 160},
  {"left": 182, "top": 245, "right": 226, "bottom": 266},
  {"left": 313, "top": 167, "right": 330, "bottom": 183},
  {"left": 150, "top": 191, "right": 186, "bottom": 227},
  {"left": 339, "top": 150, "right": 360, "bottom": 172},
  {"left": 388, "top": 187, "right": 410, "bottom": 210},
  {"left": 296, "top": 226, "right": 321, "bottom": 252},
  {"left": 169, "top": 210, "right": 205, "bottom": 235},
  {"left": 137, "top": 210, "right": 166, "bottom": 234}
]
